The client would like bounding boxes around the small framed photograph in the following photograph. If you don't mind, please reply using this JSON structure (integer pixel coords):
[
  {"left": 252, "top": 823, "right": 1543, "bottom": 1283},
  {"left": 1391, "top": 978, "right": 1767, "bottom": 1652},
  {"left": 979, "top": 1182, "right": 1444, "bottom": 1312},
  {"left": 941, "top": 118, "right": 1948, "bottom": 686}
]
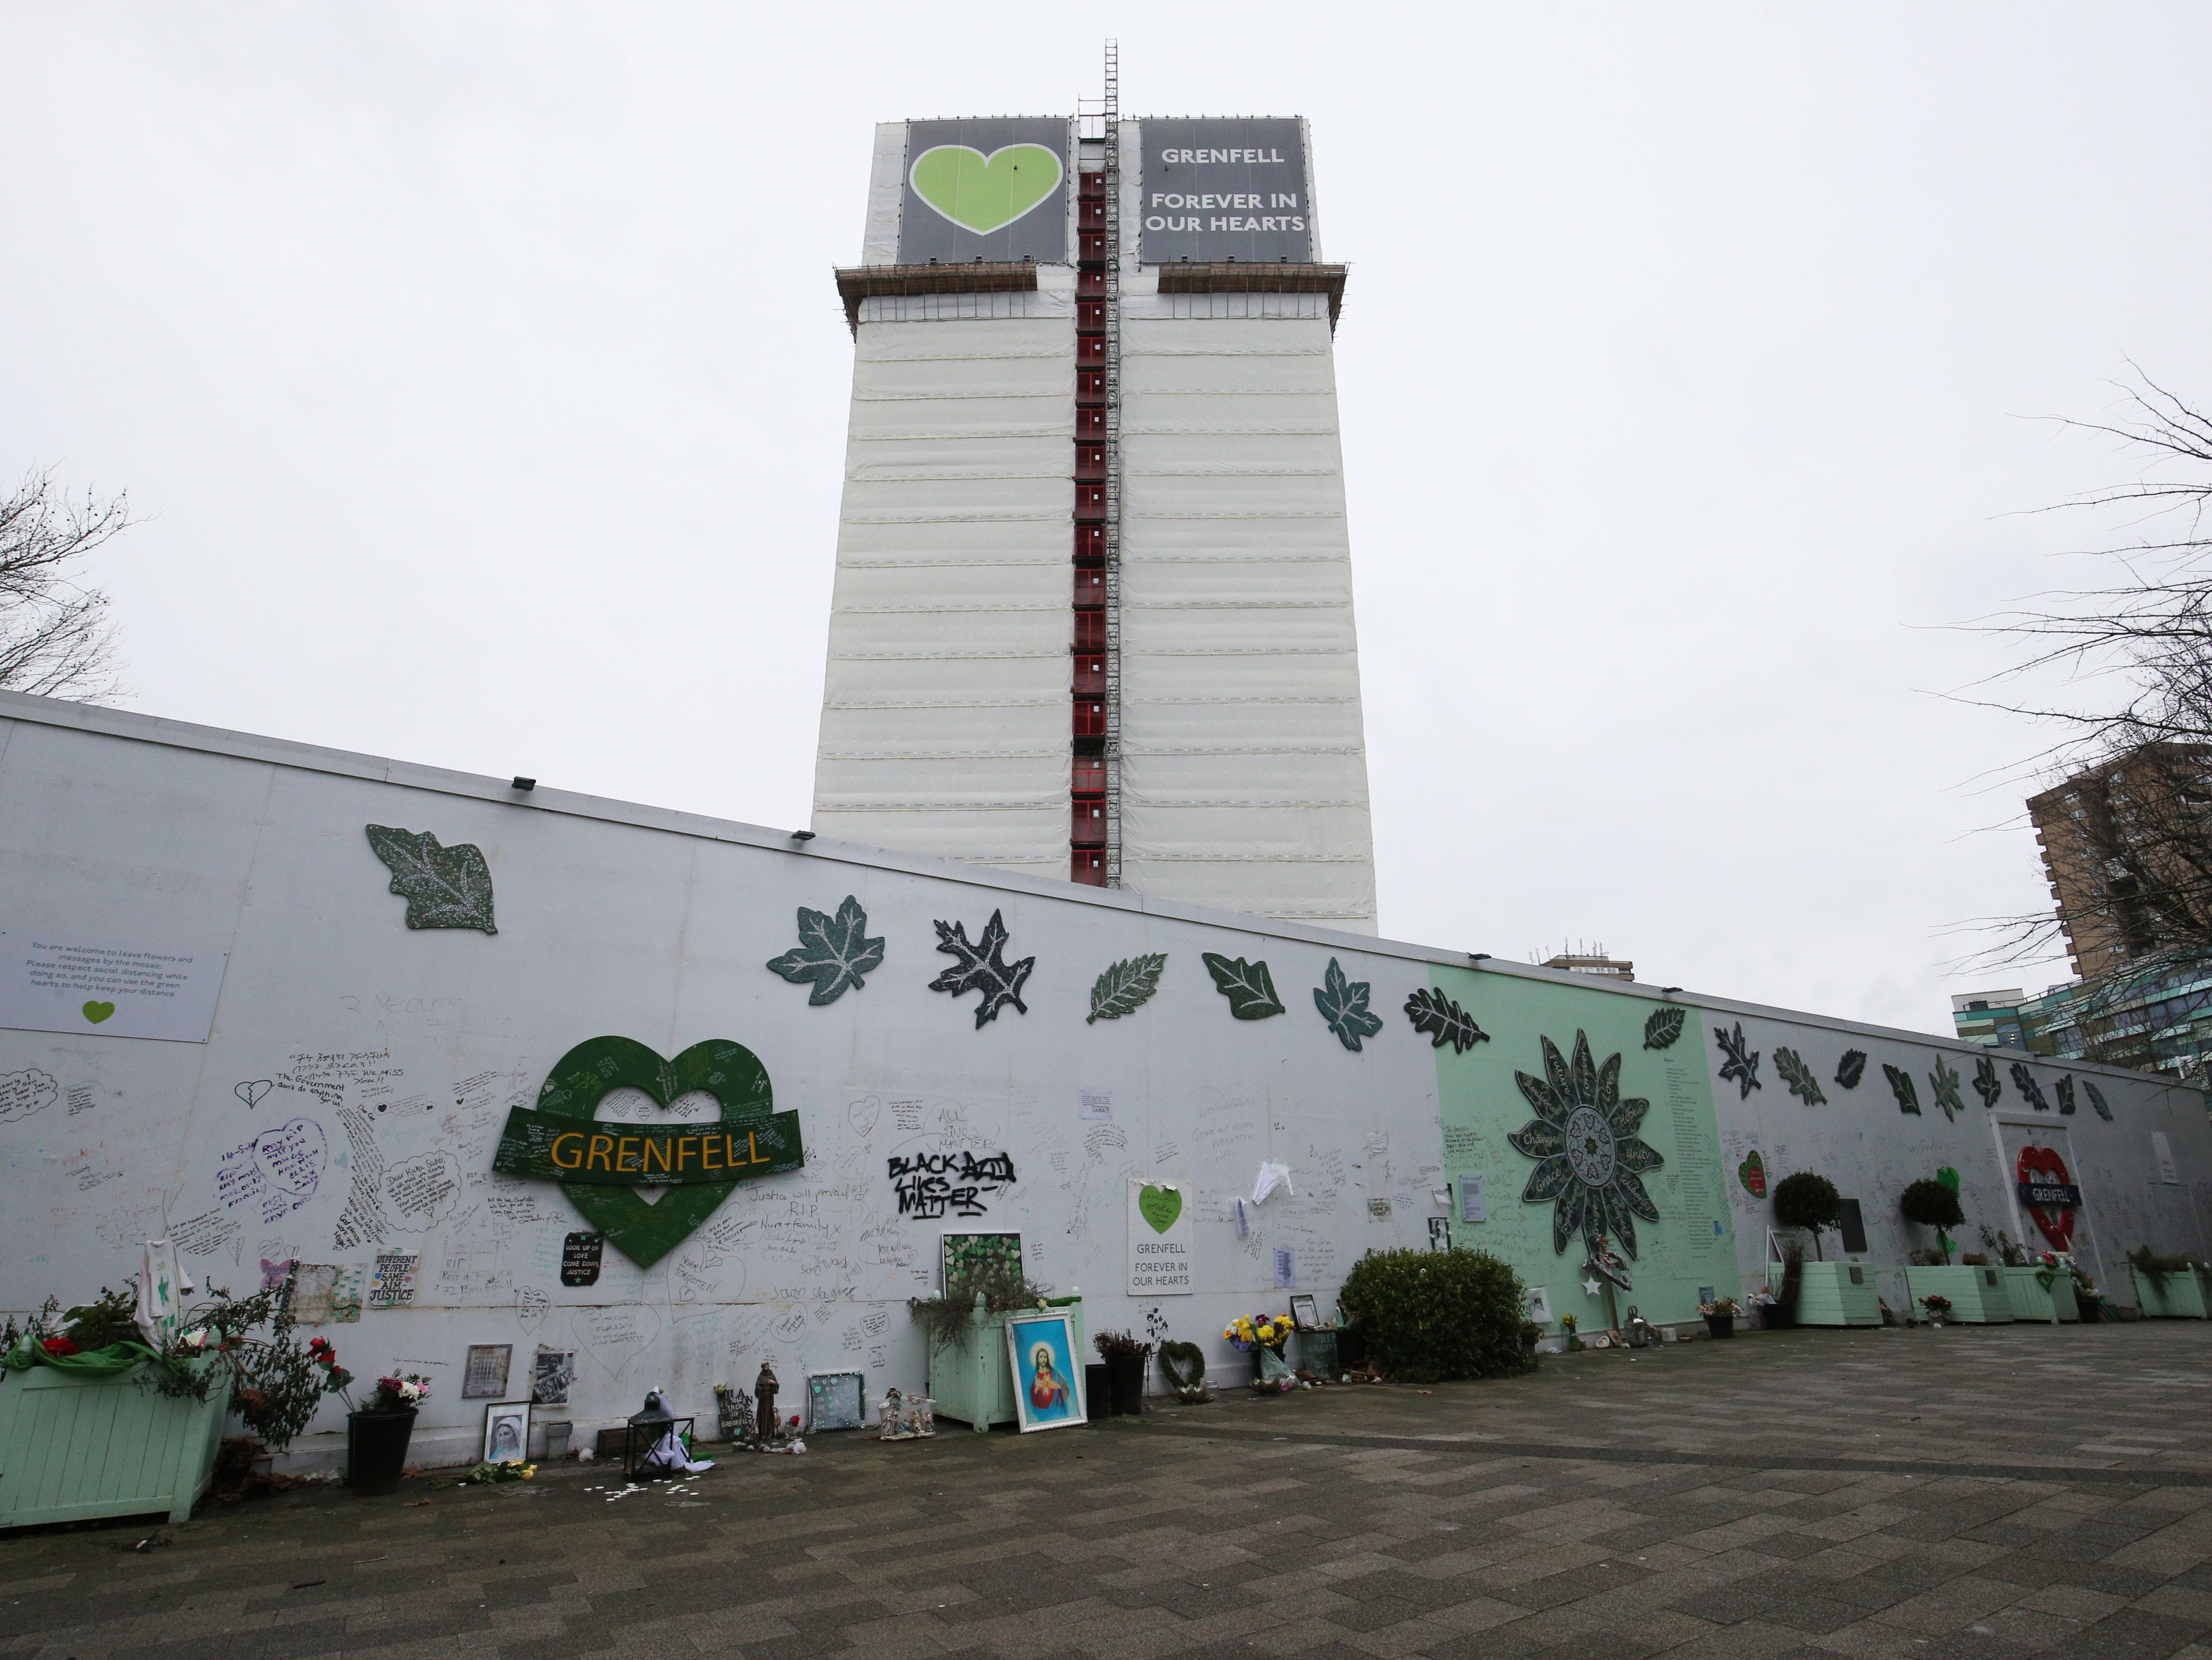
[
  {"left": 462, "top": 1344, "right": 512, "bottom": 1400},
  {"left": 1004, "top": 1311, "right": 1086, "bottom": 1432},
  {"left": 1289, "top": 1293, "right": 1319, "bottom": 1330},
  {"left": 481, "top": 1400, "right": 530, "bottom": 1465}
]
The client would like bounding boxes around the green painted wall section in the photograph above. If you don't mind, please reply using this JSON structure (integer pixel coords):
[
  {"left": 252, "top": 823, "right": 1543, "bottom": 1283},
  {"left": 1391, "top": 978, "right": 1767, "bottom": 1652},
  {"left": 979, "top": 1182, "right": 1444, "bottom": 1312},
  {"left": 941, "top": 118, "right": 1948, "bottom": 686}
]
[{"left": 1427, "top": 967, "right": 1739, "bottom": 1330}]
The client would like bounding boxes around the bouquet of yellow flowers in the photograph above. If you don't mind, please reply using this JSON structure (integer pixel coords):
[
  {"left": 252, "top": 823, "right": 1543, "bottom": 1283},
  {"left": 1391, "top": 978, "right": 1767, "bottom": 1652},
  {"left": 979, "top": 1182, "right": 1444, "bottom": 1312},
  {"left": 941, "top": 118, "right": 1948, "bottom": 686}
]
[{"left": 1222, "top": 1312, "right": 1294, "bottom": 1353}]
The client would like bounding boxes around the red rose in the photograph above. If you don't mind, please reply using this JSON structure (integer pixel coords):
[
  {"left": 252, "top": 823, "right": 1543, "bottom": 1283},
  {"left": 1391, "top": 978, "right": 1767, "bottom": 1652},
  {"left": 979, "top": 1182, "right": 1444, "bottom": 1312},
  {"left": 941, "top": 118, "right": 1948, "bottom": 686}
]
[{"left": 42, "top": 1336, "right": 79, "bottom": 1357}]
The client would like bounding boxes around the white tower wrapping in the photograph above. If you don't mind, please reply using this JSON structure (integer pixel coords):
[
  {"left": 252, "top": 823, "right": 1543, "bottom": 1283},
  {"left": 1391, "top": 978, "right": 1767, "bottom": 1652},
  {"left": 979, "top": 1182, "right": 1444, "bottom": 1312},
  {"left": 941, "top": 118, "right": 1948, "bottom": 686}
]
[{"left": 814, "top": 114, "right": 1377, "bottom": 934}]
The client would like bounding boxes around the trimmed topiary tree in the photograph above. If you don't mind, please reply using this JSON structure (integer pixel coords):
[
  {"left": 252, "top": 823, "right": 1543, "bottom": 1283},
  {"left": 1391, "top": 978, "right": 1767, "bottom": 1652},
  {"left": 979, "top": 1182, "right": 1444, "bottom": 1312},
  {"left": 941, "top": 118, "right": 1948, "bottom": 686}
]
[
  {"left": 1337, "top": 1248, "right": 1538, "bottom": 1385},
  {"left": 1900, "top": 1178, "right": 1965, "bottom": 1263},
  {"left": 1772, "top": 1170, "right": 1843, "bottom": 1260}
]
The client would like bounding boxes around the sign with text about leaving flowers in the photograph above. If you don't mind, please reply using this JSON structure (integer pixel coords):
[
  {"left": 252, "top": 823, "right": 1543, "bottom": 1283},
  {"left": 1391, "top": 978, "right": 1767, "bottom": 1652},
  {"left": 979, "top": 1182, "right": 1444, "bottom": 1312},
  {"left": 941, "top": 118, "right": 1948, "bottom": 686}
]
[
  {"left": 1128, "top": 1179, "right": 1194, "bottom": 1295},
  {"left": 491, "top": 1106, "right": 804, "bottom": 1185},
  {"left": 0, "top": 932, "right": 229, "bottom": 1043},
  {"left": 1139, "top": 117, "right": 1310, "bottom": 265}
]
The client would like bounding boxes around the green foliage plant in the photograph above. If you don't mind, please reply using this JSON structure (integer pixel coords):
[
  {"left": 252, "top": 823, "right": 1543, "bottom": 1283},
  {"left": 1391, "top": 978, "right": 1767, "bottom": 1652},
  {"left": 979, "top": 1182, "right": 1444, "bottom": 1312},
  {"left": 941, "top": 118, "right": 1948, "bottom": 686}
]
[
  {"left": 2129, "top": 1245, "right": 2197, "bottom": 1295},
  {"left": 1771, "top": 1171, "right": 1842, "bottom": 1259},
  {"left": 1338, "top": 1247, "right": 1538, "bottom": 1386},
  {"left": 1900, "top": 1178, "right": 1965, "bottom": 1263}
]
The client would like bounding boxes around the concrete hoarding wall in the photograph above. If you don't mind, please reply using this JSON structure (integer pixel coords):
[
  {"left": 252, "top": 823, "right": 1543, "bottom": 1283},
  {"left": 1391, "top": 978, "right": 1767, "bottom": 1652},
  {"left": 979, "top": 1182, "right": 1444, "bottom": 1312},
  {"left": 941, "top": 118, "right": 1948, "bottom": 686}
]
[
  {"left": 1696, "top": 1007, "right": 2212, "bottom": 1314},
  {"left": 0, "top": 703, "right": 1446, "bottom": 1452},
  {"left": 10, "top": 697, "right": 2212, "bottom": 1457}
]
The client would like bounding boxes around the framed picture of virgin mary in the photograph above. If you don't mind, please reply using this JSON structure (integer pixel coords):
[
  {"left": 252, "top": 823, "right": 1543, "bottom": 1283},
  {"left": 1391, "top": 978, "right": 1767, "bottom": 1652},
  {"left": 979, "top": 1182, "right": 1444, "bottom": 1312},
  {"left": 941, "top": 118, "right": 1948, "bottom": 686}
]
[{"left": 1004, "top": 1311, "right": 1086, "bottom": 1432}]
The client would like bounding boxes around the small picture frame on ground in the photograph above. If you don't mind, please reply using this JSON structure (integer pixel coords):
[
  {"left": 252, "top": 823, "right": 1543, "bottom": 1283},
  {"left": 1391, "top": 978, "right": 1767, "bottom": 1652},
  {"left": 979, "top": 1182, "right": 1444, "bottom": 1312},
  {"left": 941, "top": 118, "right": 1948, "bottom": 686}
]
[
  {"left": 1005, "top": 1312, "right": 1086, "bottom": 1432},
  {"left": 482, "top": 1401, "right": 530, "bottom": 1464},
  {"left": 807, "top": 1371, "right": 866, "bottom": 1432},
  {"left": 1289, "top": 1293, "right": 1319, "bottom": 1330}
]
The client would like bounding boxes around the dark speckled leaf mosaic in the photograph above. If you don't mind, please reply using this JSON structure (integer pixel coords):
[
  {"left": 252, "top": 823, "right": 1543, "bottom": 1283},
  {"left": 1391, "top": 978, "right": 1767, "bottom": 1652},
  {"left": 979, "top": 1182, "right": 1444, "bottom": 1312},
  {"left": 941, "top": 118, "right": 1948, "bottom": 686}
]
[
  {"left": 1642, "top": 1007, "right": 1687, "bottom": 1051},
  {"left": 1774, "top": 1047, "right": 1826, "bottom": 1106},
  {"left": 1882, "top": 1062, "right": 1923, "bottom": 1116},
  {"left": 1973, "top": 1055, "right": 2003, "bottom": 1109},
  {"left": 364, "top": 825, "right": 496, "bottom": 934},
  {"left": 1404, "top": 987, "right": 1489, "bottom": 1054},
  {"left": 1835, "top": 1049, "right": 1868, "bottom": 1090},
  {"left": 1086, "top": 953, "right": 1166, "bottom": 1024},
  {"left": 1714, "top": 1022, "right": 1761, "bottom": 1098},
  {"left": 1203, "top": 953, "right": 1285, "bottom": 1020}
]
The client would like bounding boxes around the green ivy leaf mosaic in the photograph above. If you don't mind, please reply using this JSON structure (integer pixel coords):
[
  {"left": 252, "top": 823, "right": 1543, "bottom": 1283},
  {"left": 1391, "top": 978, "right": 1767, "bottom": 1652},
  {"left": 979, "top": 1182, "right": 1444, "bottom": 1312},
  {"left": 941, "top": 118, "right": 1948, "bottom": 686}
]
[
  {"left": 364, "top": 825, "right": 496, "bottom": 934},
  {"left": 2056, "top": 1074, "right": 2078, "bottom": 1116},
  {"left": 1087, "top": 953, "right": 1166, "bottom": 1024},
  {"left": 1642, "top": 1007, "right": 1687, "bottom": 1050},
  {"left": 1202, "top": 952, "right": 1285, "bottom": 1020},
  {"left": 765, "top": 895, "right": 885, "bottom": 1005},
  {"left": 1312, "top": 958, "right": 1384, "bottom": 1052},
  {"left": 1404, "top": 987, "right": 1489, "bottom": 1054},
  {"left": 1774, "top": 1047, "right": 1826, "bottom": 1106},
  {"left": 2010, "top": 1061, "right": 2051, "bottom": 1111}
]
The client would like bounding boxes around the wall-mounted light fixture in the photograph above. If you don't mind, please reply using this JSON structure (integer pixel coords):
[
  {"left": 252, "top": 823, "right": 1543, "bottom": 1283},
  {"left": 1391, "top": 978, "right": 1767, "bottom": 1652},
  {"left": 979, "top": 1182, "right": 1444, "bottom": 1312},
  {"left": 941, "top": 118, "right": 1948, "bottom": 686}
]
[
  {"left": 790, "top": 830, "right": 816, "bottom": 842},
  {"left": 510, "top": 777, "right": 536, "bottom": 792},
  {"left": 1660, "top": 986, "right": 1682, "bottom": 995}
]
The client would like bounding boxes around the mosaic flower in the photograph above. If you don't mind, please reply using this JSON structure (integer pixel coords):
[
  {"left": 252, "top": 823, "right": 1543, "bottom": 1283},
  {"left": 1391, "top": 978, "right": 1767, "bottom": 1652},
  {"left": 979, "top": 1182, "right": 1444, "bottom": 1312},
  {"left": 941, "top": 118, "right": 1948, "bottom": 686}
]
[{"left": 1507, "top": 1030, "right": 1665, "bottom": 1259}]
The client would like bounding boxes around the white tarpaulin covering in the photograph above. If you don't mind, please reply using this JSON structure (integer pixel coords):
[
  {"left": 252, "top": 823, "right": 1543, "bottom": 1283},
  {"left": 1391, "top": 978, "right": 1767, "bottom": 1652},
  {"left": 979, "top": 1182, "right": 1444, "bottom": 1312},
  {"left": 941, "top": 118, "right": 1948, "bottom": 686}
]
[{"left": 814, "top": 317, "right": 1072, "bottom": 873}]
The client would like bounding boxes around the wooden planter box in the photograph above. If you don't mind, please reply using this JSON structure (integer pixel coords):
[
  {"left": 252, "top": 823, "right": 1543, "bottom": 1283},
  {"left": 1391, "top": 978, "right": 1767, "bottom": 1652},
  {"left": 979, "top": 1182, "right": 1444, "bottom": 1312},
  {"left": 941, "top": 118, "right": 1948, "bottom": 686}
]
[
  {"left": 0, "top": 1359, "right": 228, "bottom": 1528},
  {"left": 1770, "top": 1260, "right": 1881, "bottom": 1327},
  {"left": 2000, "top": 1266, "right": 2079, "bottom": 1324},
  {"left": 926, "top": 1295, "right": 1086, "bottom": 1429},
  {"left": 2131, "top": 1265, "right": 2212, "bottom": 1318},
  {"left": 1905, "top": 1264, "right": 2009, "bottom": 1323}
]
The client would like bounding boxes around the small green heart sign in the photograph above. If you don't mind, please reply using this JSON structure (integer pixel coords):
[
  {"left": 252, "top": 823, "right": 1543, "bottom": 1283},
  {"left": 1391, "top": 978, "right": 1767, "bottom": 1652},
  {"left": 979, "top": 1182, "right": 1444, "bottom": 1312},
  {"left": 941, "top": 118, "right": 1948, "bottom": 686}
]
[
  {"left": 492, "top": 1035, "right": 801, "bottom": 1269},
  {"left": 910, "top": 143, "right": 1063, "bottom": 235},
  {"left": 1138, "top": 1183, "right": 1183, "bottom": 1234},
  {"left": 81, "top": 1001, "right": 115, "bottom": 1025}
]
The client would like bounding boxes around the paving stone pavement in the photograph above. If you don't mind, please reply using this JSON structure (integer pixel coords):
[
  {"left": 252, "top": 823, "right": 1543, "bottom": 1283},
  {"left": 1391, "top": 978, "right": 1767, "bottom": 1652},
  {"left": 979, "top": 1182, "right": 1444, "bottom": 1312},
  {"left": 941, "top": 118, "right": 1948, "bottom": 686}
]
[{"left": 8, "top": 1322, "right": 2212, "bottom": 1660}]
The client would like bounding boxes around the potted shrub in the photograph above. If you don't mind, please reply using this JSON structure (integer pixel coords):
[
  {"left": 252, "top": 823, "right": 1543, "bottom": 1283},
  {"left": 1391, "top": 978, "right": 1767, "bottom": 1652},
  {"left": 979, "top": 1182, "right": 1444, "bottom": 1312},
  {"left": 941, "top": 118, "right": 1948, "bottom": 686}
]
[
  {"left": 1900, "top": 1179, "right": 2008, "bottom": 1322},
  {"left": 1773, "top": 1171, "right": 1842, "bottom": 1260},
  {"left": 1699, "top": 1296, "right": 1740, "bottom": 1338},
  {"left": 2128, "top": 1247, "right": 2211, "bottom": 1317},
  {"left": 0, "top": 1280, "right": 344, "bottom": 1526},
  {"left": 1092, "top": 1328, "right": 1150, "bottom": 1416}
]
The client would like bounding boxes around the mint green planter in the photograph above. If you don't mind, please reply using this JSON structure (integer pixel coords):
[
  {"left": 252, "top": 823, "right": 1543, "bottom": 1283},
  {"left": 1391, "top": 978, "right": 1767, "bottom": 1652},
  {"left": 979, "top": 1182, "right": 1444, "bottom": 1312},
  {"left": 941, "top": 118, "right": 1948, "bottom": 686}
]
[
  {"left": 925, "top": 1295, "right": 1086, "bottom": 1430},
  {"left": 2131, "top": 1265, "right": 2212, "bottom": 1318},
  {"left": 1906, "top": 1264, "right": 2008, "bottom": 1323},
  {"left": 2000, "top": 1266, "right": 2078, "bottom": 1324},
  {"left": 0, "top": 1360, "right": 228, "bottom": 1528},
  {"left": 1770, "top": 1261, "right": 1881, "bottom": 1326}
]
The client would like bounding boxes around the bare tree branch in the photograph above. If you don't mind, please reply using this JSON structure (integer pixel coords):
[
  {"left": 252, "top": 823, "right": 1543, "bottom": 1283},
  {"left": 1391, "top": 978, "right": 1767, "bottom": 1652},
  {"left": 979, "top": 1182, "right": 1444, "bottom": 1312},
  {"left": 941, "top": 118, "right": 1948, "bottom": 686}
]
[{"left": 0, "top": 467, "right": 134, "bottom": 702}]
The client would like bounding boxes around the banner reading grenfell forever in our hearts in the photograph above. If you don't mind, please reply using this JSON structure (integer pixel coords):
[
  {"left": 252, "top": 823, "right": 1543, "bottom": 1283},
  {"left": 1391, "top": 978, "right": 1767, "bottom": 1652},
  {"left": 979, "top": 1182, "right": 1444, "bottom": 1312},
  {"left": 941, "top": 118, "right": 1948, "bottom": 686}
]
[{"left": 1138, "top": 117, "right": 1310, "bottom": 264}]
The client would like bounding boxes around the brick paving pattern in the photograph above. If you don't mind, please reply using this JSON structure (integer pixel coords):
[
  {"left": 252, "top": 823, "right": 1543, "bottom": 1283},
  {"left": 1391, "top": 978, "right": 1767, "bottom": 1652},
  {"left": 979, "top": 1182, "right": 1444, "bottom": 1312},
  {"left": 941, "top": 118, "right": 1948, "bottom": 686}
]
[{"left": 7, "top": 1323, "right": 2212, "bottom": 1660}]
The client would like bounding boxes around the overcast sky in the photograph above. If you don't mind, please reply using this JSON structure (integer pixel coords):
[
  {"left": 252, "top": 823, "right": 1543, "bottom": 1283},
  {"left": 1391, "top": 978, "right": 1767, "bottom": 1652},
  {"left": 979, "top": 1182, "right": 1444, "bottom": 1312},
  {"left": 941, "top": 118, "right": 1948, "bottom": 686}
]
[{"left": 7, "top": 4, "right": 2207, "bottom": 1036}]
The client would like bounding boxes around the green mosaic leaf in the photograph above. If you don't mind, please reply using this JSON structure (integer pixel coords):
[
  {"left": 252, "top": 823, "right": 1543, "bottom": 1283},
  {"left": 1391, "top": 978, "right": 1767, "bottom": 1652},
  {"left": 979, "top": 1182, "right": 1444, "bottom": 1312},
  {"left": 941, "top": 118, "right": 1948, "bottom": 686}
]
[
  {"left": 1775, "top": 1047, "right": 1827, "bottom": 1106},
  {"left": 1930, "top": 1056, "right": 1965, "bottom": 1122},
  {"left": 2055, "top": 1074, "right": 2078, "bottom": 1116},
  {"left": 364, "top": 825, "right": 496, "bottom": 934},
  {"left": 1642, "top": 1007, "right": 1687, "bottom": 1050},
  {"left": 1973, "top": 1055, "right": 2002, "bottom": 1108},
  {"left": 1836, "top": 1049, "right": 1868, "bottom": 1089},
  {"left": 1404, "top": 986, "right": 1489, "bottom": 1054},
  {"left": 1087, "top": 953, "right": 1166, "bottom": 1024},
  {"left": 765, "top": 895, "right": 885, "bottom": 1006},
  {"left": 2010, "top": 1061, "right": 2051, "bottom": 1111},
  {"left": 929, "top": 909, "right": 1034, "bottom": 1028},
  {"left": 1715, "top": 1022, "right": 1761, "bottom": 1098},
  {"left": 2083, "top": 1077, "right": 2113, "bottom": 1121},
  {"left": 1882, "top": 1062, "right": 1923, "bottom": 1116},
  {"left": 1313, "top": 958, "right": 1384, "bottom": 1052},
  {"left": 1202, "top": 952, "right": 1285, "bottom": 1020}
]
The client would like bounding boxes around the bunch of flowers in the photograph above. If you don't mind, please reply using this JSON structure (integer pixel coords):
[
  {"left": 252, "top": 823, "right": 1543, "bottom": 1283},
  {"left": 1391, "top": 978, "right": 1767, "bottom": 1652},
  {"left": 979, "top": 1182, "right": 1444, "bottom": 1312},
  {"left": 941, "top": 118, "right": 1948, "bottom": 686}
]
[
  {"left": 1697, "top": 1296, "right": 1741, "bottom": 1318},
  {"left": 306, "top": 1340, "right": 427, "bottom": 1414},
  {"left": 1222, "top": 1313, "right": 1294, "bottom": 1353},
  {"left": 1919, "top": 1294, "right": 1954, "bottom": 1324}
]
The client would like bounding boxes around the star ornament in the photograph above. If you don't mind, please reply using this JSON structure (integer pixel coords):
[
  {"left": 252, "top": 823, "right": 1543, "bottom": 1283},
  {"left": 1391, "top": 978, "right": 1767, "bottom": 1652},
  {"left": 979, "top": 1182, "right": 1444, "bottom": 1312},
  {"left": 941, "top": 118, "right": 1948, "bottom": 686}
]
[{"left": 1507, "top": 1030, "right": 1665, "bottom": 1258}]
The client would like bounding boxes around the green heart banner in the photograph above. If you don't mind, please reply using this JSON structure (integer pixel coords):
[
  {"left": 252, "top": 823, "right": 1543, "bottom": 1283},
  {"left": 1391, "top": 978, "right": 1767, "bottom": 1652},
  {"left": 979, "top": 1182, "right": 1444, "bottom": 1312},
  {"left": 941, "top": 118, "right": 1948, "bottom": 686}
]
[
  {"left": 910, "top": 143, "right": 1062, "bottom": 235},
  {"left": 1137, "top": 1183, "right": 1183, "bottom": 1234},
  {"left": 493, "top": 1036, "right": 800, "bottom": 1269}
]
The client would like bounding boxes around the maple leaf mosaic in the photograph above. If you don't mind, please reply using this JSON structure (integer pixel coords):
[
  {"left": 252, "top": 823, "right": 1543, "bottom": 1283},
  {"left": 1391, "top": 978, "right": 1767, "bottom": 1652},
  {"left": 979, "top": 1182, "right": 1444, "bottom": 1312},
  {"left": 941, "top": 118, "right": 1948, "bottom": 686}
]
[{"left": 1506, "top": 1030, "right": 1665, "bottom": 1259}]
